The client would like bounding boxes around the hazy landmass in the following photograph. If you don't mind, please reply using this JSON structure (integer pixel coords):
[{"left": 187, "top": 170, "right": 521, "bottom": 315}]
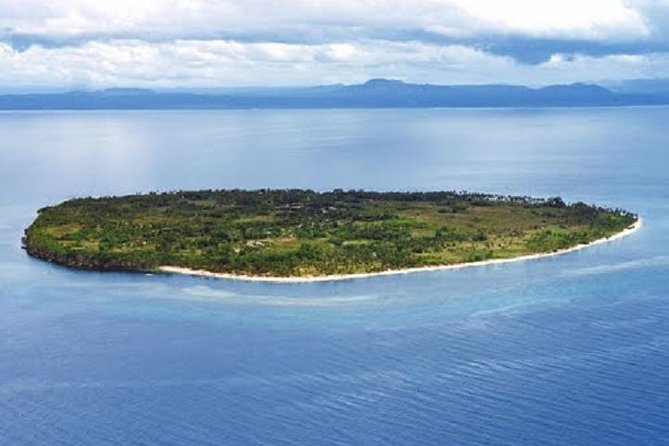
[
  {"left": 1, "top": 79, "right": 667, "bottom": 109},
  {"left": 607, "top": 78, "right": 669, "bottom": 97}
]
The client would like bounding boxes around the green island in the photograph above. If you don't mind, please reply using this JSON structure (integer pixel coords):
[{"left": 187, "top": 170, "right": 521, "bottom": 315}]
[{"left": 23, "top": 189, "right": 638, "bottom": 278}]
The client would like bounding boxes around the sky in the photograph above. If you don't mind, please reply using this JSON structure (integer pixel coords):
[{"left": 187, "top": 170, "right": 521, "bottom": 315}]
[{"left": 0, "top": 0, "right": 668, "bottom": 89}]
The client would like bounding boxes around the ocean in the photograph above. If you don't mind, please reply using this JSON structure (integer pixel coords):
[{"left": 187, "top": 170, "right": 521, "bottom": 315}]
[{"left": 0, "top": 108, "right": 668, "bottom": 445}]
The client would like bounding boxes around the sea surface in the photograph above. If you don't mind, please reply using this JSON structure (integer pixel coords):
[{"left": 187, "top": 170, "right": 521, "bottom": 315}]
[{"left": 1, "top": 108, "right": 668, "bottom": 445}]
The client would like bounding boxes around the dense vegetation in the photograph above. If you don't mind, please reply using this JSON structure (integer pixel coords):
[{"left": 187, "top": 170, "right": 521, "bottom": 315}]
[{"left": 23, "top": 189, "right": 637, "bottom": 277}]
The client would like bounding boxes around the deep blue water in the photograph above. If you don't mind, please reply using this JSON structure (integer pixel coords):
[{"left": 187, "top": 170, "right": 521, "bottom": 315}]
[{"left": 1, "top": 108, "right": 668, "bottom": 445}]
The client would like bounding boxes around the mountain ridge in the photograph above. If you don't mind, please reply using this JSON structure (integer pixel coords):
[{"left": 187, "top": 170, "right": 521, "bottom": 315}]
[{"left": 0, "top": 79, "right": 666, "bottom": 109}]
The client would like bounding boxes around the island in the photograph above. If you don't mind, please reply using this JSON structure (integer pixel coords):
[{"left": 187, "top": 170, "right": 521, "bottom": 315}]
[{"left": 23, "top": 189, "right": 639, "bottom": 280}]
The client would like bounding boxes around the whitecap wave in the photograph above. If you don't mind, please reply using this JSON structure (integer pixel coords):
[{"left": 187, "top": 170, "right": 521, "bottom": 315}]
[
  {"left": 181, "top": 285, "right": 379, "bottom": 307},
  {"left": 566, "top": 256, "right": 669, "bottom": 277}
]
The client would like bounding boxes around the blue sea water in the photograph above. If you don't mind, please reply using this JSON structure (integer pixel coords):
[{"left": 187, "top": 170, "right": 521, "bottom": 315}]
[{"left": 0, "top": 108, "right": 668, "bottom": 445}]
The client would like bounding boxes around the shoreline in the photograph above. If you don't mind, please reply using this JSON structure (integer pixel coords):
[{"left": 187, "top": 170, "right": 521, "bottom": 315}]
[{"left": 158, "top": 218, "right": 643, "bottom": 283}]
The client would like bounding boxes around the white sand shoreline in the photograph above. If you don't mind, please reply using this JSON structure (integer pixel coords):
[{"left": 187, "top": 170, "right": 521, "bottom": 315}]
[{"left": 158, "top": 218, "right": 642, "bottom": 283}]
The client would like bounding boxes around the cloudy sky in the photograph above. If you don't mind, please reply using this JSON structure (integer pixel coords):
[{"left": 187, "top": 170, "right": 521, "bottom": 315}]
[{"left": 1, "top": 0, "right": 668, "bottom": 89}]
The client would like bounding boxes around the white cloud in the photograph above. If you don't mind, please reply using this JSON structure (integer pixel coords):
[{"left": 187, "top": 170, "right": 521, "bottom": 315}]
[
  {"left": 0, "top": 38, "right": 666, "bottom": 89},
  {"left": 0, "top": 0, "right": 654, "bottom": 40},
  {"left": 0, "top": 1, "right": 667, "bottom": 87},
  {"left": 454, "top": 0, "right": 647, "bottom": 39}
]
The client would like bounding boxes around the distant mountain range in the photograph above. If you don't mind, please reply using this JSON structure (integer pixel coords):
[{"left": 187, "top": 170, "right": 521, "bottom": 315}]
[
  {"left": 607, "top": 78, "right": 669, "bottom": 97},
  {"left": 1, "top": 79, "right": 668, "bottom": 109}
]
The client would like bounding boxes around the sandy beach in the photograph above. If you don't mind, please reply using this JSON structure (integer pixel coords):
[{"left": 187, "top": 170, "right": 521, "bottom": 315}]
[{"left": 158, "top": 218, "right": 643, "bottom": 283}]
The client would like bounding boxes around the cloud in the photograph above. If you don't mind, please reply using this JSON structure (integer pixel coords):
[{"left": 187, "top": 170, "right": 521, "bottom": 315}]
[
  {"left": 450, "top": 0, "right": 647, "bottom": 39},
  {"left": 0, "top": 0, "right": 667, "bottom": 88},
  {"left": 0, "top": 38, "right": 666, "bottom": 89},
  {"left": 0, "top": 1, "right": 650, "bottom": 39}
]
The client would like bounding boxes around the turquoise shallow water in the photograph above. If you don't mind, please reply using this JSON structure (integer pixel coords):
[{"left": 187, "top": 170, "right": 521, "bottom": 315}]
[{"left": 1, "top": 108, "right": 668, "bottom": 445}]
